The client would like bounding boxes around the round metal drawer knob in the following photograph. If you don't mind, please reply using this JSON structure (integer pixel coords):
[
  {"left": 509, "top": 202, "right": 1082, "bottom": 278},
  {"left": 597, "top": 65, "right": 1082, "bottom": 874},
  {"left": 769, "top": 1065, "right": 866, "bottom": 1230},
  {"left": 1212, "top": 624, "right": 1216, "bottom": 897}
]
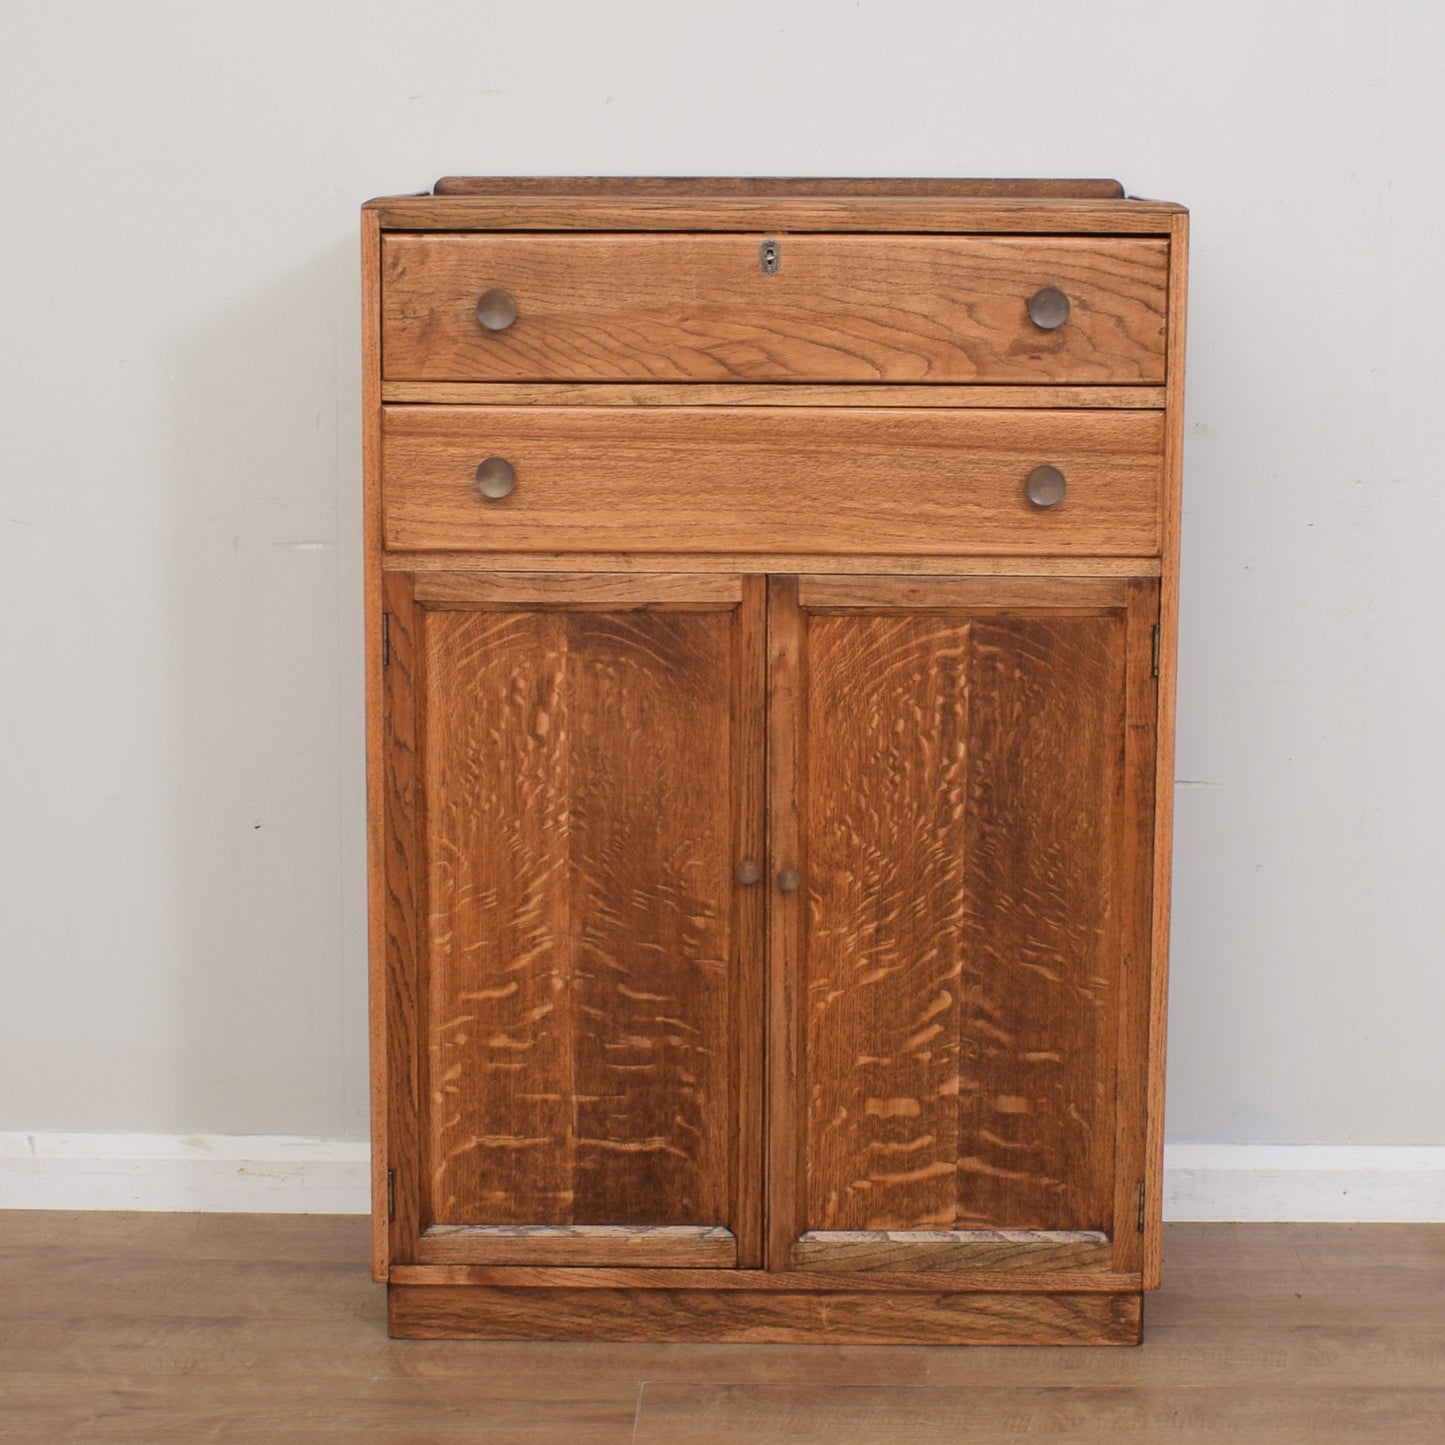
[
  {"left": 1026, "top": 464, "right": 1067, "bottom": 508},
  {"left": 475, "top": 457, "right": 517, "bottom": 500},
  {"left": 735, "top": 860, "right": 761, "bottom": 886},
  {"left": 475, "top": 288, "right": 517, "bottom": 332},
  {"left": 1027, "top": 286, "right": 1070, "bottom": 331},
  {"left": 776, "top": 867, "right": 802, "bottom": 894}
]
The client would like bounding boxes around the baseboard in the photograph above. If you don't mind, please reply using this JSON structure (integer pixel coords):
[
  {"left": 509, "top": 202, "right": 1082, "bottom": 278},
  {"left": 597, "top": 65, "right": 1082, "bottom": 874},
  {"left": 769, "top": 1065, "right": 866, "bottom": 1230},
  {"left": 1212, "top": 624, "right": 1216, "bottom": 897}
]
[
  {"left": 1162, "top": 1144, "right": 1445, "bottom": 1222},
  {"left": 2, "top": 1135, "right": 1442, "bottom": 1220},
  {"left": 0, "top": 1133, "right": 369, "bottom": 1214}
]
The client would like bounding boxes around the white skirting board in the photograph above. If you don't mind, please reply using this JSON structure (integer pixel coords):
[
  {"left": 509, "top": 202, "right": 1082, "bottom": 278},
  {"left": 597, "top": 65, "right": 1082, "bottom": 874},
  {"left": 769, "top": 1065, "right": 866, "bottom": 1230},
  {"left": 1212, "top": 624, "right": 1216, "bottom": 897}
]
[
  {"left": 1161, "top": 1144, "right": 1445, "bottom": 1222},
  {"left": 0, "top": 1134, "right": 371, "bottom": 1215},
  {"left": 1, "top": 1134, "right": 1443, "bottom": 1220}
]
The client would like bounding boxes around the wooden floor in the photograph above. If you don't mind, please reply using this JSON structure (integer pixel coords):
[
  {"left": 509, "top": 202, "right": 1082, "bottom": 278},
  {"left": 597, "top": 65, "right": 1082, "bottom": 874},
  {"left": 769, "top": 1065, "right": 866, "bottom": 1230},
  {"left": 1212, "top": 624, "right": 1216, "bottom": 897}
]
[{"left": 1, "top": 1215, "right": 1442, "bottom": 1442}]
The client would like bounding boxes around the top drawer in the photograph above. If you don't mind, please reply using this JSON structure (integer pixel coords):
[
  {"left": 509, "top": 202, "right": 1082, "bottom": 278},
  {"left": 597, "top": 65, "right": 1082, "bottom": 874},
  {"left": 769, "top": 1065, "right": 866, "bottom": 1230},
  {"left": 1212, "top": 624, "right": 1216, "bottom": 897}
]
[{"left": 381, "top": 234, "right": 1169, "bottom": 385}]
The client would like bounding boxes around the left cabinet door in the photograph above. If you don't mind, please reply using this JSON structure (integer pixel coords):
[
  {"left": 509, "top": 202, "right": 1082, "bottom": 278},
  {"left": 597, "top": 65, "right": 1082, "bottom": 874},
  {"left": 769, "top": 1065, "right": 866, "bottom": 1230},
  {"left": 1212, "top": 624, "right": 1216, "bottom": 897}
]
[{"left": 377, "top": 571, "right": 766, "bottom": 1269}]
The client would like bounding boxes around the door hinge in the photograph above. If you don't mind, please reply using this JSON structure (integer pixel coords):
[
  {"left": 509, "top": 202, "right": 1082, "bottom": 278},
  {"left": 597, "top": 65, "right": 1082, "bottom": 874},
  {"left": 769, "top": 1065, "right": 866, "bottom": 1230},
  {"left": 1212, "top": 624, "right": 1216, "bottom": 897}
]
[
  {"left": 381, "top": 612, "right": 390, "bottom": 669},
  {"left": 386, "top": 1168, "right": 396, "bottom": 1223},
  {"left": 1137, "top": 1180, "right": 1147, "bottom": 1234},
  {"left": 1150, "top": 623, "right": 1161, "bottom": 679}
]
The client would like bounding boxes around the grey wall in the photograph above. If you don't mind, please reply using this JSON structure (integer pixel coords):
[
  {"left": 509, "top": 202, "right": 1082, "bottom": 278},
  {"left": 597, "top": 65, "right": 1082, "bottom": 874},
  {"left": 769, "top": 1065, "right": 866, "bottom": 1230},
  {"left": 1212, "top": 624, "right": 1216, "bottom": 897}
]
[{"left": 2, "top": 1, "right": 1441, "bottom": 1145}]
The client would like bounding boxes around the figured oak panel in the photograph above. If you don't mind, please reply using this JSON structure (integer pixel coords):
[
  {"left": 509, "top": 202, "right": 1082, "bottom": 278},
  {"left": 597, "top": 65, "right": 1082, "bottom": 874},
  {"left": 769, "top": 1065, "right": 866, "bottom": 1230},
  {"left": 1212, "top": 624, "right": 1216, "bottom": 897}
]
[
  {"left": 381, "top": 234, "right": 1167, "bottom": 384},
  {"left": 788, "top": 581, "right": 1139, "bottom": 1265},
  {"left": 381, "top": 405, "right": 1164, "bottom": 557},
  {"left": 409, "top": 581, "right": 761, "bottom": 1264}
]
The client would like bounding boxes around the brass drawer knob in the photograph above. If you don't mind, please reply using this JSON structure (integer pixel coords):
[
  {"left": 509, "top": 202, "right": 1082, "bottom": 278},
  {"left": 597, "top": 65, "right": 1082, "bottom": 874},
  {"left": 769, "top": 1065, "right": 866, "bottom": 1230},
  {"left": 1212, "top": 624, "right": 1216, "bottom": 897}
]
[
  {"left": 735, "top": 860, "right": 761, "bottom": 885},
  {"left": 1026, "top": 465, "right": 1066, "bottom": 508},
  {"left": 475, "top": 457, "right": 517, "bottom": 500},
  {"left": 776, "top": 867, "right": 802, "bottom": 893},
  {"left": 476, "top": 288, "right": 518, "bottom": 332},
  {"left": 1027, "top": 286, "right": 1070, "bottom": 331}
]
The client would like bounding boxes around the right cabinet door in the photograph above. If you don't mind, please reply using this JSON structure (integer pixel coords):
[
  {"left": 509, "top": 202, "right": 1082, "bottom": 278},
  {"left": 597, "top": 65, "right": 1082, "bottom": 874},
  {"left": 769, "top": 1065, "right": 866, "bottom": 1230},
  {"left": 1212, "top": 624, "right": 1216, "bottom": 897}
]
[{"left": 768, "top": 574, "right": 1159, "bottom": 1279}]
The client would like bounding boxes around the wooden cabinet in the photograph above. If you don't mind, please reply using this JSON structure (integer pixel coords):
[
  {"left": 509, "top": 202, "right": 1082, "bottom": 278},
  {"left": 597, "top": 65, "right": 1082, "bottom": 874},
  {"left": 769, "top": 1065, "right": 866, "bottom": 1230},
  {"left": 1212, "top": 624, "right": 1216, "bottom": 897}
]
[{"left": 363, "top": 178, "right": 1187, "bottom": 1345}]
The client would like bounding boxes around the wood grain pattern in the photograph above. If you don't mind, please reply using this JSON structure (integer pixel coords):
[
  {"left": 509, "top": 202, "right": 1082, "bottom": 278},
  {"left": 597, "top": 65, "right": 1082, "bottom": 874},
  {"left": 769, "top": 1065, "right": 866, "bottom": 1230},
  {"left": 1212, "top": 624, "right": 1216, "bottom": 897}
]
[
  {"left": 783, "top": 577, "right": 1143, "bottom": 1270},
  {"left": 793, "top": 1231, "right": 1113, "bottom": 1273},
  {"left": 798, "top": 575, "right": 1130, "bottom": 610},
  {"left": 385, "top": 552, "right": 1164, "bottom": 578},
  {"left": 381, "top": 382, "right": 1168, "bottom": 409},
  {"left": 416, "top": 1225, "right": 735, "bottom": 1267},
  {"left": 380, "top": 405, "right": 1165, "bottom": 557},
  {"left": 431, "top": 177, "right": 1130, "bottom": 199},
  {"left": 409, "top": 571, "right": 743, "bottom": 608},
  {"left": 1110, "top": 578, "right": 1162, "bottom": 1274},
  {"left": 380, "top": 572, "right": 424, "bottom": 1267},
  {"left": 401, "top": 578, "right": 764, "bottom": 1265},
  {"left": 8, "top": 1214, "right": 1444, "bottom": 1439},
  {"left": 421, "top": 607, "right": 725, "bottom": 1225},
  {"left": 1145, "top": 213, "right": 1190, "bottom": 1289},
  {"left": 388, "top": 1284, "right": 1141, "bottom": 1344},
  {"left": 955, "top": 608, "right": 1125, "bottom": 1233},
  {"left": 382, "top": 235, "right": 1168, "bottom": 384},
  {"left": 765, "top": 578, "right": 804, "bottom": 1272},
  {"left": 632, "top": 1382, "right": 1445, "bottom": 1445},
  {"left": 362, "top": 204, "right": 388, "bottom": 1282},
  {"left": 367, "top": 196, "right": 1184, "bottom": 235},
  {"left": 732, "top": 576, "right": 767, "bottom": 1269},
  {"left": 385, "top": 1265, "right": 1143, "bottom": 1294}
]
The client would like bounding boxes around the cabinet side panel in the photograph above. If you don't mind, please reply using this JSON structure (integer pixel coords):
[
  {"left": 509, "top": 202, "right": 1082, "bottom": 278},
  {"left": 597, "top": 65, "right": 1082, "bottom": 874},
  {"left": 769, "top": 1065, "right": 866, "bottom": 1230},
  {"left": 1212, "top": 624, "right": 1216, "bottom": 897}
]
[
  {"left": 362, "top": 207, "right": 387, "bottom": 1279},
  {"left": 420, "top": 606, "right": 737, "bottom": 1229},
  {"left": 1145, "top": 213, "right": 1190, "bottom": 1287},
  {"left": 800, "top": 607, "right": 1125, "bottom": 1235}
]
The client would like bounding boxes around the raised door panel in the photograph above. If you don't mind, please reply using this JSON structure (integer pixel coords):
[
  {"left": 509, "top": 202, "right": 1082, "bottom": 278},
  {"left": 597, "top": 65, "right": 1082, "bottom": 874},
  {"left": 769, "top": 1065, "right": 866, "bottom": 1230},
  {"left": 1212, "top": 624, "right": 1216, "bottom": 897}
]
[
  {"left": 382, "top": 572, "right": 764, "bottom": 1268},
  {"left": 768, "top": 576, "right": 1157, "bottom": 1277}
]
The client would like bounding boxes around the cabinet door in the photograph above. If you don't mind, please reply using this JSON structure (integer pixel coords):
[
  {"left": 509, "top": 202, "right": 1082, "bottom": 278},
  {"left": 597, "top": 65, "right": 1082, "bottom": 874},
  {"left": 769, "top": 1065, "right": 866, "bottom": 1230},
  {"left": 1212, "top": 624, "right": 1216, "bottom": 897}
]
[
  {"left": 381, "top": 572, "right": 765, "bottom": 1269},
  {"left": 767, "top": 575, "right": 1158, "bottom": 1278}
]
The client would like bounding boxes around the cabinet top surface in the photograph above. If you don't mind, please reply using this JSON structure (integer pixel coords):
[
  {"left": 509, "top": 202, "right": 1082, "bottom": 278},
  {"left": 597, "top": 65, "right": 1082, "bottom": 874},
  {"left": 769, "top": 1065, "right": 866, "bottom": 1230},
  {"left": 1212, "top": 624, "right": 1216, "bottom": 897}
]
[{"left": 363, "top": 178, "right": 1186, "bottom": 233}]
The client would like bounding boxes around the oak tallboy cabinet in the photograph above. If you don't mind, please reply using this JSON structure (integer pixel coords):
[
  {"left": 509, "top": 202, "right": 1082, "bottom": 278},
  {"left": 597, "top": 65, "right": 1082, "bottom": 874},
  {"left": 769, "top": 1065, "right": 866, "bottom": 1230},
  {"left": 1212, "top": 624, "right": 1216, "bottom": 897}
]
[{"left": 362, "top": 178, "right": 1187, "bottom": 1344}]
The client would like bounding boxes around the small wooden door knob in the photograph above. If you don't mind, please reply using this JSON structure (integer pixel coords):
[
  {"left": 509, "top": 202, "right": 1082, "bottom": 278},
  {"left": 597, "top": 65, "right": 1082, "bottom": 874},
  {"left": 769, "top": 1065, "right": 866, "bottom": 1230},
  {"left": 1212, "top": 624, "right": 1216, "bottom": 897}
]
[{"left": 776, "top": 867, "right": 802, "bottom": 893}]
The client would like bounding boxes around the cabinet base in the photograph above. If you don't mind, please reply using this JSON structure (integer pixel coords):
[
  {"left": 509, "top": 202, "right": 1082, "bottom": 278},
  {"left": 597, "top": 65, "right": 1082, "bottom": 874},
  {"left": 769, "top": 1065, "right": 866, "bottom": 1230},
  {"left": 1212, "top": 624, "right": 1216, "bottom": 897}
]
[{"left": 387, "top": 1284, "right": 1142, "bottom": 1345}]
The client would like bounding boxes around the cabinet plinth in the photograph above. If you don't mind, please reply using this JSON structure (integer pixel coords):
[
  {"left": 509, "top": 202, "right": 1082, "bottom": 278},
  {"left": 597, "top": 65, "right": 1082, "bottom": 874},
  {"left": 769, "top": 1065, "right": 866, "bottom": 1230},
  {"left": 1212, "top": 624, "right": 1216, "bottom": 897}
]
[{"left": 363, "top": 177, "right": 1187, "bottom": 1344}]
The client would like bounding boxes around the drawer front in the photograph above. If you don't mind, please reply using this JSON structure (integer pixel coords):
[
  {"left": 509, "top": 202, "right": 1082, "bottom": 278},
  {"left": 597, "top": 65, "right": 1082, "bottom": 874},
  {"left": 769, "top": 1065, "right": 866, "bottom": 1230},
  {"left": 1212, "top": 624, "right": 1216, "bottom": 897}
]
[
  {"left": 381, "top": 406, "right": 1164, "bottom": 556},
  {"left": 381, "top": 235, "right": 1169, "bottom": 384}
]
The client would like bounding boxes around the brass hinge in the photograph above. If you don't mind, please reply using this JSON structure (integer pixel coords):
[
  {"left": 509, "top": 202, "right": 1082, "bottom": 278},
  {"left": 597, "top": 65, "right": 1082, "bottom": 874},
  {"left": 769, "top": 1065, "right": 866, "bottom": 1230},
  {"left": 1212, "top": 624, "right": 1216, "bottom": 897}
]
[
  {"left": 1137, "top": 1180, "right": 1147, "bottom": 1234},
  {"left": 386, "top": 1168, "right": 396, "bottom": 1223},
  {"left": 1151, "top": 624, "right": 1161, "bottom": 679},
  {"left": 381, "top": 612, "right": 390, "bottom": 669}
]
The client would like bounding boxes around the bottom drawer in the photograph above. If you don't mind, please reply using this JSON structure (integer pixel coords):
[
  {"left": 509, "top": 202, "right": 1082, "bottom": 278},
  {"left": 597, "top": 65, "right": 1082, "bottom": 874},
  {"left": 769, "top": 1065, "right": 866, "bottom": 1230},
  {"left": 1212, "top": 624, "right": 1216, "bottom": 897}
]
[{"left": 381, "top": 404, "right": 1164, "bottom": 555}]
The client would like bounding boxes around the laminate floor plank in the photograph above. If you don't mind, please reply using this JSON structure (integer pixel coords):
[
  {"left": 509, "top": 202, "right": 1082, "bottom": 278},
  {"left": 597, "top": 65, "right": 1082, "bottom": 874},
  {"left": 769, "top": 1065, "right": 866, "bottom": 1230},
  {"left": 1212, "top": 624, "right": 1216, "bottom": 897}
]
[
  {"left": 0, "top": 1319, "right": 932, "bottom": 1387},
  {"left": 631, "top": 1382, "right": 1445, "bottom": 1444},
  {"left": 1, "top": 1213, "right": 1443, "bottom": 1442},
  {"left": 0, "top": 1372, "right": 638, "bottom": 1445},
  {"left": 921, "top": 1322, "right": 1445, "bottom": 1387}
]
